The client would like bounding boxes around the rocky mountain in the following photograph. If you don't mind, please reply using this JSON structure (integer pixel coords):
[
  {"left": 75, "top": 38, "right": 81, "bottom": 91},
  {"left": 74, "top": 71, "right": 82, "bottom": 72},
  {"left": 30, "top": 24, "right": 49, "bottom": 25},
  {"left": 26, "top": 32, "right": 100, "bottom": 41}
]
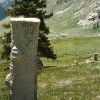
[
  {"left": 0, "top": 0, "right": 13, "bottom": 9},
  {"left": 0, "top": 6, "right": 8, "bottom": 20},
  {"left": 0, "top": 0, "right": 13, "bottom": 21}
]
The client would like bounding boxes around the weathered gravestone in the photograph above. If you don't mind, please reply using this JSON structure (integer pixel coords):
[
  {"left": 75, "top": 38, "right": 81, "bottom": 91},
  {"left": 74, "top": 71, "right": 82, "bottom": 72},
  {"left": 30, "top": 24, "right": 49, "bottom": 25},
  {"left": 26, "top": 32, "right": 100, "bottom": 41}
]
[
  {"left": 5, "top": 18, "right": 43, "bottom": 100},
  {"left": 93, "top": 53, "right": 98, "bottom": 61}
]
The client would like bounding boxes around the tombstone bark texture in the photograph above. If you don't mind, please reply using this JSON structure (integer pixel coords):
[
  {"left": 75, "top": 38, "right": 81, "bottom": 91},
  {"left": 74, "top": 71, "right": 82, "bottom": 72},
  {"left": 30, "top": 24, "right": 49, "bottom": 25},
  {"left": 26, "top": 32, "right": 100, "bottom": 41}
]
[{"left": 5, "top": 18, "right": 43, "bottom": 100}]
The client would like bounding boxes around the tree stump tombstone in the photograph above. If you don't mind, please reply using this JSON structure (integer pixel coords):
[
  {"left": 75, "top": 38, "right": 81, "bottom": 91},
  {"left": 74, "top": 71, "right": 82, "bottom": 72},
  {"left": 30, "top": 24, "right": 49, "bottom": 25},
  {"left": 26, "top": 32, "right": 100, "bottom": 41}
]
[{"left": 5, "top": 18, "right": 43, "bottom": 100}]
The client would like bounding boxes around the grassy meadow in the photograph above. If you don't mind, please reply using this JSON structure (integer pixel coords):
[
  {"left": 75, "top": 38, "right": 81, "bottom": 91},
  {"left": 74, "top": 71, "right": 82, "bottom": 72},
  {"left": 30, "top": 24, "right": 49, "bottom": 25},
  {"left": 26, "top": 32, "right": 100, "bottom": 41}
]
[
  {"left": 0, "top": 36, "right": 100, "bottom": 99},
  {"left": 42, "top": 36, "right": 100, "bottom": 66}
]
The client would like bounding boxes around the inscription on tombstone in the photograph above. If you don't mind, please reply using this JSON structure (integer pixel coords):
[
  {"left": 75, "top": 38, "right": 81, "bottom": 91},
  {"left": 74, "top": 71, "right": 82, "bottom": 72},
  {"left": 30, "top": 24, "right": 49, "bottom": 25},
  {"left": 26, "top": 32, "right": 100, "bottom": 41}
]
[{"left": 5, "top": 18, "right": 43, "bottom": 100}]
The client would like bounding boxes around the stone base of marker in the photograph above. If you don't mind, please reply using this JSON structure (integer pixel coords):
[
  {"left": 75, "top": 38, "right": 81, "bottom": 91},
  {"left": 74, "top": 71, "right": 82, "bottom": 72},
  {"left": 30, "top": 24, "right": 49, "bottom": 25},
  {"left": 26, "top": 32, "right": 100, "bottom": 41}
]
[
  {"left": 5, "top": 59, "right": 43, "bottom": 100},
  {"left": 5, "top": 58, "right": 43, "bottom": 100},
  {"left": 5, "top": 18, "right": 43, "bottom": 100}
]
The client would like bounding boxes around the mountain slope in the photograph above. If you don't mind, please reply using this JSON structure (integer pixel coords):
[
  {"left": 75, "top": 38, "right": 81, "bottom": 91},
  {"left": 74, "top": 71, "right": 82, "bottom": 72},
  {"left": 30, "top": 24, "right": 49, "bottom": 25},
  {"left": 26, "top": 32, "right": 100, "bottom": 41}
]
[
  {"left": 0, "top": 0, "right": 100, "bottom": 37},
  {"left": 0, "top": 6, "right": 8, "bottom": 20},
  {"left": 46, "top": 0, "right": 100, "bottom": 37},
  {"left": 0, "top": 0, "right": 13, "bottom": 21},
  {"left": 0, "top": 0, "right": 13, "bottom": 9}
]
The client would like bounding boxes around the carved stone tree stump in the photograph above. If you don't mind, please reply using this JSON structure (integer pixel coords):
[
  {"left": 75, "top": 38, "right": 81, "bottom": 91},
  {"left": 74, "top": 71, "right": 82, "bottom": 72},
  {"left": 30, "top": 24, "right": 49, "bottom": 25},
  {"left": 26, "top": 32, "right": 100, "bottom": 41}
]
[{"left": 5, "top": 18, "right": 43, "bottom": 100}]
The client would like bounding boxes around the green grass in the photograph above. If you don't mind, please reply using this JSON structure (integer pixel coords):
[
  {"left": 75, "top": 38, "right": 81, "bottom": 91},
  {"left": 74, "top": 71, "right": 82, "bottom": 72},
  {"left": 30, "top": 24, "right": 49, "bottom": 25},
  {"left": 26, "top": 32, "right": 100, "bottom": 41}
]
[
  {"left": 0, "top": 36, "right": 100, "bottom": 99},
  {"left": 37, "top": 63, "right": 100, "bottom": 100},
  {"left": 0, "top": 60, "right": 9, "bottom": 100},
  {"left": 0, "top": 41, "right": 2, "bottom": 59},
  {"left": 1, "top": 61, "right": 100, "bottom": 100},
  {"left": 42, "top": 37, "right": 100, "bottom": 66}
]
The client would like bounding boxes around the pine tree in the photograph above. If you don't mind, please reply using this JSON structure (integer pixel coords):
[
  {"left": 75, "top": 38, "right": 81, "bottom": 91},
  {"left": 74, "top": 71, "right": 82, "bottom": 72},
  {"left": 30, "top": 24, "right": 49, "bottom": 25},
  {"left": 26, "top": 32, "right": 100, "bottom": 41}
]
[
  {"left": 1, "top": 0, "right": 57, "bottom": 60},
  {"left": 1, "top": 23, "right": 11, "bottom": 60}
]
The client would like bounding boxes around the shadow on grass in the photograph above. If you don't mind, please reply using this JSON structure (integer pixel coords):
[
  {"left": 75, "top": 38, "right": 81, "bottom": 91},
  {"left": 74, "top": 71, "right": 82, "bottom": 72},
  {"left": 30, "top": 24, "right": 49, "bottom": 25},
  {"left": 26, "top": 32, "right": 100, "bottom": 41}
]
[{"left": 43, "top": 66, "right": 57, "bottom": 68}]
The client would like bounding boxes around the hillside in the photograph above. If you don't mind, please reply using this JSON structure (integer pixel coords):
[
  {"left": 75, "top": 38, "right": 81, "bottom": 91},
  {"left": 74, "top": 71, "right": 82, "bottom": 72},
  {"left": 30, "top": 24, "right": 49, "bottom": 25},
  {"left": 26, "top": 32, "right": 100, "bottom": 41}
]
[
  {"left": 0, "top": 0, "right": 13, "bottom": 9},
  {"left": 0, "top": 0, "right": 13, "bottom": 20},
  {"left": 0, "top": 6, "right": 8, "bottom": 21},
  {"left": 0, "top": 0, "right": 100, "bottom": 37},
  {"left": 46, "top": 0, "right": 100, "bottom": 38}
]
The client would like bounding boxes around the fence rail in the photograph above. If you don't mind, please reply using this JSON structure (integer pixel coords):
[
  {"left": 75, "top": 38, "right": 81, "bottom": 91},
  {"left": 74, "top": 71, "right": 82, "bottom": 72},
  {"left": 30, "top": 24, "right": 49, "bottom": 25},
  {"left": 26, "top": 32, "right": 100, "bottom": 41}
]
[{"left": 42, "top": 46, "right": 100, "bottom": 67}]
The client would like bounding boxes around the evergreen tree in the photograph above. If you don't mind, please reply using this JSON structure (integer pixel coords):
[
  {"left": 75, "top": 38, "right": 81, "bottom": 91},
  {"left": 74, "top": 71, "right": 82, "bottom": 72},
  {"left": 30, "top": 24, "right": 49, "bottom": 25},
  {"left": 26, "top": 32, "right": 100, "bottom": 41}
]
[
  {"left": 1, "top": 0, "right": 56, "bottom": 60},
  {"left": 1, "top": 23, "right": 11, "bottom": 60}
]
